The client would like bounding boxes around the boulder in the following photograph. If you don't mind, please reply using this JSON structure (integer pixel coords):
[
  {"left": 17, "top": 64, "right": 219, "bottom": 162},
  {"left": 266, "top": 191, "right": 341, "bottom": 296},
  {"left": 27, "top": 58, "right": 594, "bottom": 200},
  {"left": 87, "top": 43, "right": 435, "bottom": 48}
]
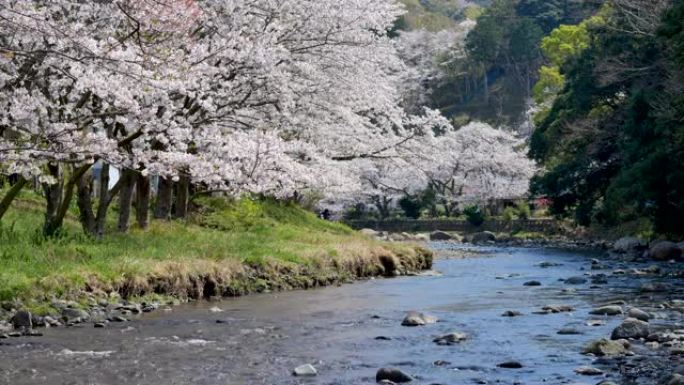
[
  {"left": 627, "top": 308, "right": 650, "bottom": 322},
  {"left": 10, "top": 310, "right": 32, "bottom": 330},
  {"left": 433, "top": 332, "right": 467, "bottom": 345},
  {"left": 376, "top": 368, "right": 412, "bottom": 383},
  {"left": 564, "top": 276, "right": 587, "bottom": 285},
  {"left": 613, "top": 237, "right": 646, "bottom": 253},
  {"left": 648, "top": 241, "right": 682, "bottom": 261},
  {"left": 61, "top": 308, "right": 90, "bottom": 323},
  {"left": 669, "top": 374, "right": 684, "bottom": 385},
  {"left": 293, "top": 364, "right": 317, "bottom": 377},
  {"left": 471, "top": 231, "right": 496, "bottom": 244},
  {"left": 589, "top": 305, "right": 623, "bottom": 316},
  {"left": 429, "top": 231, "right": 452, "bottom": 241},
  {"left": 401, "top": 311, "right": 437, "bottom": 326},
  {"left": 582, "top": 338, "right": 629, "bottom": 356},
  {"left": 611, "top": 318, "right": 650, "bottom": 340}
]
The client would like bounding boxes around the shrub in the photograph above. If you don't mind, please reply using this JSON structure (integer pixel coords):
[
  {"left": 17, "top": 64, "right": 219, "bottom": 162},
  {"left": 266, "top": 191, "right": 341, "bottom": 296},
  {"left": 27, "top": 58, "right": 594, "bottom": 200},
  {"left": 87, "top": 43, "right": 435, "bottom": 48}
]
[
  {"left": 463, "top": 205, "right": 485, "bottom": 226},
  {"left": 502, "top": 206, "right": 518, "bottom": 221},
  {"left": 516, "top": 201, "right": 532, "bottom": 220}
]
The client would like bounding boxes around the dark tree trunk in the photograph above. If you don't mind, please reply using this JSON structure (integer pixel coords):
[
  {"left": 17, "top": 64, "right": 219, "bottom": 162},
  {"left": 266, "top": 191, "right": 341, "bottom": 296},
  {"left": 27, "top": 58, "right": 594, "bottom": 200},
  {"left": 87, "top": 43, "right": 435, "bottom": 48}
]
[
  {"left": 154, "top": 176, "right": 173, "bottom": 220},
  {"left": 135, "top": 174, "right": 151, "bottom": 229},
  {"left": 117, "top": 170, "right": 137, "bottom": 233},
  {"left": 76, "top": 171, "right": 96, "bottom": 235},
  {"left": 42, "top": 164, "right": 63, "bottom": 237},
  {"left": 0, "top": 176, "right": 26, "bottom": 221},
  {"left": 174, "top": 175, "right": 190, "bottom": 219}
]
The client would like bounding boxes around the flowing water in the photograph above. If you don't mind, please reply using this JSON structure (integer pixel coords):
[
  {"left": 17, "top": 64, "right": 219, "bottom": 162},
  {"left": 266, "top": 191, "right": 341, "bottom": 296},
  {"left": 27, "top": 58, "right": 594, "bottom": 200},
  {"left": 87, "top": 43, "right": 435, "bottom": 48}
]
[{"left": 1, "top": 244, "right": 681, "bottom": 385}]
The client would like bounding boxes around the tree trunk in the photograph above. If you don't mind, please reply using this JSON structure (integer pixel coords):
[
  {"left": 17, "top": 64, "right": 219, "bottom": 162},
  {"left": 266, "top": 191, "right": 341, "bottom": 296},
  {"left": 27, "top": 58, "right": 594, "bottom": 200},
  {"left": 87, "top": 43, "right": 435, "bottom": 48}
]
[
  {"left": 174, "top": 175, "right": 190, "bottom": 219},
  {"left": 76, "top": 171, "right": 97, "bottom": 235},
  {"left": 42, "top": 164, "right": 63, "bottom": 237},
  {"left": 0, "top": 176, "right": 27, "bottom": 221},
  {"left": 117, "top": 170, "right": 137, "bottom": 233},
  {"left": 154, "top": 176, "right": 173, "bottom": 220},
  {"left": 483, "top": 68, "right": 489, "bottom": 105},
  {"left": 135, "top": 174, "right": 151, "bottom": 229}
]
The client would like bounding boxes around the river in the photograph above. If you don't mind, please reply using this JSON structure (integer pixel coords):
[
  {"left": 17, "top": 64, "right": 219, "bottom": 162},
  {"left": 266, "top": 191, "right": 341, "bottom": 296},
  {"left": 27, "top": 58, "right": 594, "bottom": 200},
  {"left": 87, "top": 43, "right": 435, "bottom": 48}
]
[{"left": 1, "top": 243, "right": 682, "bottom": 385}]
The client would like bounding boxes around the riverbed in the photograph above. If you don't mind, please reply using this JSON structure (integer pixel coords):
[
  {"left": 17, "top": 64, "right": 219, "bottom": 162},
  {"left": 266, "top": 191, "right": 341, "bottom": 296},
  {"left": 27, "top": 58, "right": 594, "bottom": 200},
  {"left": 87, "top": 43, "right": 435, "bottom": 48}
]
[{"left": 1, "top": 243, "right": 682, "bottom": 385}]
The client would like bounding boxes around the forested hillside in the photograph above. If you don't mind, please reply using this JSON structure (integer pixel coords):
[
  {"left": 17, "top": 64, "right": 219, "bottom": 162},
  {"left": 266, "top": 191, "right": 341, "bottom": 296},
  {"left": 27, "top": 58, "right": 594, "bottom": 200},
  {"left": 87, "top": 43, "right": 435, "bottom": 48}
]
[{"left": 530, "top": 0, "right": 684, "bottom": 237}]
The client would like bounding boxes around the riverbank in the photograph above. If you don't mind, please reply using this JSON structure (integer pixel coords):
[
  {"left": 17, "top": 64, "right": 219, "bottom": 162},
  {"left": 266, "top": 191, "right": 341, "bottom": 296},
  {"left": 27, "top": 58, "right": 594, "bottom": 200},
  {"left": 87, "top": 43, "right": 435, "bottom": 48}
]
[{"left": 0, "top": 193, "right": 431, "bottom": 331}]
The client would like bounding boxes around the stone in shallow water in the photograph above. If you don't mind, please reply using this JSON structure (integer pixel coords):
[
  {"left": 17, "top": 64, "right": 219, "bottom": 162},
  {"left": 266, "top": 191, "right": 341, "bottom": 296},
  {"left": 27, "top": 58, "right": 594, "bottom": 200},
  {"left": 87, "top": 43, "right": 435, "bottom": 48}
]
[
  {"left": 565, "top": 276, "right": 588, "bottom": 285},
  {"left": 433, "top": 332, "right": 467, "bottom": 345},
  {"left": 401, "top": 311, "right": 437, "bottom": 326},
  {"left": 589, "top": 305, "right": 623, "bottom": 316},
  {"left": 10, "top": 310, "right": 32, "bottom": 330},
  {"left": 611, "top": 318, "right": 650, "bottom": 340},
  {"left": 497, "top": 361, "right": 523, "bottom": 369},
  {"left": 376, "top": 368, "right": 412, "bottom": 383},
  {"left": 582, "top": 338, "right": 629, "bottom": 356},
  {"left": 574, "top": 366, "right": 603, "bottom": 375},
  {"left": 292, "top": 364, "right": 317, "bottom": 377},
  {"left": 524, "top": 280, "right": 542, "bottom": 286},
  {"left": 627, "top": 307, "right": 650, "bottom": 322},
  {"left": 541, "top": 304, "right": 574, "bottom": 313},
  {"left": 501, "top": 310, "right": 523, "bottom": 317},
  {"left": 557, "top": 327, "right": 583, "bottom": 335}
]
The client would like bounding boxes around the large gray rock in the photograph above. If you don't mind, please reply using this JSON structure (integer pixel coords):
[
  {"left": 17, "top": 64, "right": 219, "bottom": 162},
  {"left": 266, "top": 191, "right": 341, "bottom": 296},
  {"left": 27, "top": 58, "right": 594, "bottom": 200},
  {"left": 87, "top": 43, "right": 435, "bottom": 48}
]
[
  {"left": 589, "top": 305, "right": 623, "bottom": 316},
  {"left": 376, "top": 368, "right": 412, "bottom": 383},
  {"left": 429, "top": 231, "right": 452, "bottom": 241},
  {"left": 613, "top": 237, "right": 646, "bottom": 253},
  {"left": 648, "top": 241, "right": 682, "bottom": 261},
  {"left": 627, "top": 308, "right": 650, "bottom": 322},
  {"left": 471, "top": 231, "right": 496, "bottom": 244},
  {"left": 10, "top": 310, "right": 32, "bottom": 330},
  {"left": 401, "top": 311, "right": 437, "bottom": 326},
  {"left": 611, "top": 318, "right": 650, "bottom": 340},
  {"left": 582, "top": 338, "right": 629, "bottom": 356}
]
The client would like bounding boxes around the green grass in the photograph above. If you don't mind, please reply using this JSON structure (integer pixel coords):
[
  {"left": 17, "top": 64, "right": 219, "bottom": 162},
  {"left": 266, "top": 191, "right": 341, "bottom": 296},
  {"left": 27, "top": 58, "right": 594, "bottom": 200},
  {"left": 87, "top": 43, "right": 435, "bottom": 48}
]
[{"left": 0, "top": 189, "right": 427, "bottom": 310}]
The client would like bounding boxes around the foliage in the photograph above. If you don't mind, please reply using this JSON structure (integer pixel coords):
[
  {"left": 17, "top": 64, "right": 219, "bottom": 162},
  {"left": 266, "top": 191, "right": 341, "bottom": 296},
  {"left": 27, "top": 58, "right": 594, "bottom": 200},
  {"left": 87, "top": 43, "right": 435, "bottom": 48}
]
[
  {"left": 399, "top": 195, "right": 423, "bottom": 219},
  {"left": 463, "top": 205, "right": 486, "bottom": 226},
  {"left": 530, "top": 1, "right": 684, "bottom": 236}
]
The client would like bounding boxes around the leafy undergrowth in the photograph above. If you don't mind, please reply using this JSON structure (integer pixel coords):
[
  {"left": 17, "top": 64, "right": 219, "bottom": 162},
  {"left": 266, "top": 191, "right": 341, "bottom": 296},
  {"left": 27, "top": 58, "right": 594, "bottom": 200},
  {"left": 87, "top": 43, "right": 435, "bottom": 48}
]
[{"left": 0, "top": 191, "right": 431, "bottom": 313}]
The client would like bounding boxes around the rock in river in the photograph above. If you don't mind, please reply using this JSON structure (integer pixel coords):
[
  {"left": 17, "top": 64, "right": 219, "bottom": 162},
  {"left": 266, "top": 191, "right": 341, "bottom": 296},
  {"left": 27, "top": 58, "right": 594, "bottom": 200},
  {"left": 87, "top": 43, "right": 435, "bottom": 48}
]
[
  {"left": 627, "top": 308, "right": 650, "bottom": 322},
  {"left": 497, "top": 361, "right": 523, "bottom": 369},
  {"left": 574, "top": 366, "right": 603, "bottom": 375},
  {"left": 611, "top": 318, "right": 650, "bottom": 340},
  {"left": 471, "top": 231, "right": 496, "bottom": 244},
  {"left": 648, "top": 240, "right": 682, "bottom": 261},
  {"left": 433, "top": 332, "right": 467, "bottom": 345},
  {"left": 10, "top": 310, "right": 32, "bottom": 330},
  {"left": 582, "top": 338, "right": 629, "bottom": 356},
  {"left": 61, "top": 308, "right": 90, "bottom": 323},
  {"left": 401, "top": 311, "right": 437, "bottom": 326},
  {"left": 564, "top": 276, "right": 587, "bottom": 285},
  {"left": 293, "top": 364, "right": 317, "bottom": 377},
  {"left": 589, "top": 305, "right": 623, "bottom": 316},
  {"left": 613, "top": 237, "right": 646, "bottom": 253},
  {"left": 501, "top": 310, "right": 523, "bottom": 317},
  {"left": 430, "top": 231, "right": 452, "bottom": 241},
  {"left": 523, "top": 281, "right": 542, "bottom": 286},
  {"left": 376, "top": 368, "right": 412, "bottom": 383}
]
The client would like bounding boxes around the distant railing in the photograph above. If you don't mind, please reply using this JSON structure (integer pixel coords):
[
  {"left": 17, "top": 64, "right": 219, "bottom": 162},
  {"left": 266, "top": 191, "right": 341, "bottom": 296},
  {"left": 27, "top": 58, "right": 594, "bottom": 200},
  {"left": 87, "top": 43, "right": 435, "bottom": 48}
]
[{"left": 343, "top": 218, "right": 561, "bottom": 234}]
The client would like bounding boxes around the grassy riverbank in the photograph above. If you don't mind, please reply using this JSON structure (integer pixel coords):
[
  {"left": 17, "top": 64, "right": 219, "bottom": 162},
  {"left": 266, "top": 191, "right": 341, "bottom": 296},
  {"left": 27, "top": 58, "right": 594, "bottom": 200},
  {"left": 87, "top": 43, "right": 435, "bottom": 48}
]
[{"left": 0, "top": 190, "right": 431, "bottom": 315}]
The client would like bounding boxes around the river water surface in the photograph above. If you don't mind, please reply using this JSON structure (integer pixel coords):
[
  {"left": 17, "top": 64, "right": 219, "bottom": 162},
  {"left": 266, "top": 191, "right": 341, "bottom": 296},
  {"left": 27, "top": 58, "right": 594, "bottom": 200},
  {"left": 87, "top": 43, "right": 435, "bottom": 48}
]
[{"left": 1, "top": 243, "right": 681, "bottom": 385}]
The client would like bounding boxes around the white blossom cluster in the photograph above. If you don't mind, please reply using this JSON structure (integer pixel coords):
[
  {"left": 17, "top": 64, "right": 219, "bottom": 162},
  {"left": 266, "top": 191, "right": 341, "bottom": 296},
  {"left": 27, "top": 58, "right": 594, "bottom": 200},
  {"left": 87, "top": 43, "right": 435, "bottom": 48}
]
[{"left": 1, "top": 0, "right": 533, "bottom": 212}]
